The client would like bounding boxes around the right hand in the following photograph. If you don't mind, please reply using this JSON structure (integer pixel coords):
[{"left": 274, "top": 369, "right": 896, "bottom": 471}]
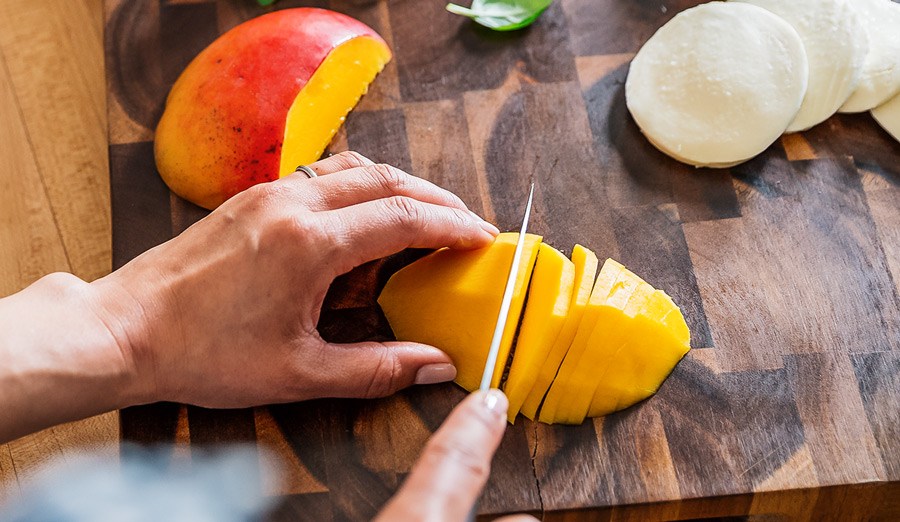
[{"left": 376, "top": 390, "right": 538, "bottom": 522}]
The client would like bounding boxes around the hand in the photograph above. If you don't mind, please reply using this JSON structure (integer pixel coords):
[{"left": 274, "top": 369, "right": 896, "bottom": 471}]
[
  {"left": 376, "top": 390, "right": 537, "bottom": 522},
  {"left": 88, "top": 151, "right": 499, "bottom": 408}
]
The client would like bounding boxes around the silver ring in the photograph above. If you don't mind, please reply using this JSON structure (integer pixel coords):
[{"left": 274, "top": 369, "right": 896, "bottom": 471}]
[{"left": 295, "top": 165, "right": 318, "bottom": 178}]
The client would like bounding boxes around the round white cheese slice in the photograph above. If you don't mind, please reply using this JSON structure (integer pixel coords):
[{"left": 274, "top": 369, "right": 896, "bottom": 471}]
[
  {"left": 839, "top": 0, "right": 900, "bottom": 113},
  {"left": 737, "top": 0, "right": 868, "bottom": 132},
  {"left": 626, "top": 2, "right": 808, "bottom": 168},
  {"left": 872, "top": 92, "right": 900, "bottom": 143}
]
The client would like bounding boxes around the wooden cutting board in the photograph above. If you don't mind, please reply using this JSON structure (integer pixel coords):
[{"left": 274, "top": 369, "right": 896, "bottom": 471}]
[{"left": 103, "top": 0, "right": 900, "bottom": 519}]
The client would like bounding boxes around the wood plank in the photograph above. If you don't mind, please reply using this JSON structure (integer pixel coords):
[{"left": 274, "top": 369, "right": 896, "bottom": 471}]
[
  {"left": 0, "top": 16, "right": 119, "bottom": 497},
  {"left": 345, "top": 108, "right": 412, "bottom": 173},
  {"left": 0, "top": 445, "right": 20, "bottom": 506},
  {"left": 109, "top": 141, "right": 172, "bottom": 269},
  {"left": 0, "top": 0, "right": 111, "bottom": 282},
  {"left": 104, "top": 0, "right": 161, "bottom": 144},
  {"left": 254, "top": 408, "right": 329, "bottom": 497},
  {"left": 403, "top": 99, "right": 487, "bottom": 216},
  {"left": 785, "top": 352, "right": 885, "bottom": 485},
  {"left": 0, "top": 42, "right": 70, "bottom": 293},
  {"left": 731, "top": 157, "right": 900, "bottom": 355},
  {"left": 561, "top": 0, "right": 703, "bottom": 56},
  {"left": 683, "top": 218, "right": 782, "bottom": 371},
  {"left": 850, "top": 351, "right": 900, "bottom": 480},
  {"left": 389, "top": 0, "right": 574, "bottom": 103},
  {"left": 864, "top": 183, "right": 900, "bottom": 300}
]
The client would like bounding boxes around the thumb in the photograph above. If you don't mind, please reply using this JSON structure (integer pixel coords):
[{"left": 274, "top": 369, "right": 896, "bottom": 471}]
[
  {"left": 314, "top": 341, "right": 457, "bottom": 398},
  {"left": 376, "top": 390, "right": 509, "bottom": 521}
]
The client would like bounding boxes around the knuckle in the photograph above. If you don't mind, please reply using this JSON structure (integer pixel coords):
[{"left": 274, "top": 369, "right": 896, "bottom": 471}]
[
  {"left": 333, "top": 150, "right": 373, "bottom": 170},
  {"left": 245, "top": 181, "right": 286, "bottom": 208},
  {"left": 364, "top": 349, "right": 403, "bottom": 398},
  {"left": 450, "top": 207, "right": 472, "bottom": 231},
  {"left": 427, "top": 439, "right": 490, "bottom": 482},
  {"left": 368, "top": 163, "right": 407, "bottom": 193},
  {"left": 288, "top": 214, "right": 332, "bottom": 248},
  {"left": 386, "top": 196, "right": 426, "bottom": 231}
]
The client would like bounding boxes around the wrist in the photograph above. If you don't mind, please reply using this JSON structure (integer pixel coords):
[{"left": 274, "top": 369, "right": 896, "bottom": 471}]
[
  {"left": 87, "top": 268, "right": 167, "bottom": 407},
  {"left": 0, "top": 273, "right": 145, "bottom": 441}
]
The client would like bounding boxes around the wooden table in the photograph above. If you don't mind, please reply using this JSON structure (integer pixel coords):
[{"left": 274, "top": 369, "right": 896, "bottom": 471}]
[
  {"left": 104, "top": 0, "right": 900, "bottom": 520},
  {"left": 0, "top": 0, "right": 117, "bottom": 505}
]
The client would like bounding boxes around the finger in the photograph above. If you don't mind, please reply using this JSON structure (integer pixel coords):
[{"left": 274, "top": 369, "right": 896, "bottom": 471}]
[
  {"left": 301, "top": 150, "right": 375, "bottom": 176},
  {"left": 298, "top": 163, "right": 471, "bottom": 213},
  {"left": 311, "top": 341, "right": 456, "bottom": 398},
  {"left": 496, "top": 516, "right": 540, "bottom": 522},
  {"left": 376, "top": 390, "right": 508, "bottom": 521},
  {"left": 324, "top": 196, "right": 499, "bottom": 270}
]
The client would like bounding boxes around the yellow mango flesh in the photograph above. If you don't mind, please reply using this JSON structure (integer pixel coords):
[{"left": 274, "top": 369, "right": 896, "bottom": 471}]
[
  {"left": 279, "top": 36, "right": 391, "bottom": 177},
  {"left": 519, "top": 245, "right": 598, "bottom": 420},
  {"left": 503, "top": 244, "right": 575, "bottom": 423},
  {"left": 557, "top": 277, "right": 656, "bottom": 424},
  {"left": 655, "top": 291, "right": 690, "bottom": 346},
  {"left": 587, "top": 290, "right": 690, "bottom": 417},
  {"left": 377, "top": 233, "right": 542, "bottom": 391},
  {"left": 539, "top": 259, "right": 635, "bottom": 423},
  {"left": 378, "top": 240, "right": 690, "bottom": 424}
]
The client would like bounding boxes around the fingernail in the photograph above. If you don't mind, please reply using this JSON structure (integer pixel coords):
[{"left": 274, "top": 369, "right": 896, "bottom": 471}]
[
  {"left": 414, "top": 363, "right": 457, "bottom": 385},
  {"left": 480, "top": 389, "right": 508, "bottom": 418},
  {"left": 479, "top": 220, "right": 500, "bottom": 236},
  {"left": 468, "top": 211, "right": 499, "bottom": 236}
]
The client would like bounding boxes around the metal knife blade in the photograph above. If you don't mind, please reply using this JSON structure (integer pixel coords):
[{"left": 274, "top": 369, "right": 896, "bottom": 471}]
[{"left": 478, "top": 183, "right": 535, "bottom": 392}]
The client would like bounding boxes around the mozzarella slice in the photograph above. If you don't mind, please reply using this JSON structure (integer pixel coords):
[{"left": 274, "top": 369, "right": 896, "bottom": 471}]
[
  {"left": 872, "top": 92, "right": 900, "bottom": 143},
  {"left": 736, "top": 0, "right": 868, "bottom": 132},
  {"left": 626, "top": 2, "right": 808, "bottom": 168},
  {"left": 839, "top": 0, "right": 900, "bottom": 113}
]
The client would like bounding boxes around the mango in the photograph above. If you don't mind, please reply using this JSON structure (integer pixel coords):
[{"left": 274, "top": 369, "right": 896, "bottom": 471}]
[
  {"left": 539, "top": 258, "right": 636, "bottom": 423},
  {"left": 155, "top": 8, "right": 391, "bottom": 209},
  {"left": 503, "top": 244, "right": 575, "bottom": 423},
  {"left": 519, "top": 245, "right": 598, "bottom": 420},
  {"left": 377, "top": 233, "right": 542, "bottom": 391},
  {"left": 377, "top": 238, "right": 691, "bottom": 424},
  {"left": 587, "top": 291, "right": 690, "bottom": 417}
]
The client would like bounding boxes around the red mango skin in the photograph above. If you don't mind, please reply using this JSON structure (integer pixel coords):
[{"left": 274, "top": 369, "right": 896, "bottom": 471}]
[{"left": 154, "top": 8, "right": 387, "bottom": 209}]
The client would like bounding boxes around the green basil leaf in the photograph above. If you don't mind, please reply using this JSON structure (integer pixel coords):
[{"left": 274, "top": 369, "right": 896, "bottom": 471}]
[{"left": 446, "top": 0, "right": 553, "bottom": 31}]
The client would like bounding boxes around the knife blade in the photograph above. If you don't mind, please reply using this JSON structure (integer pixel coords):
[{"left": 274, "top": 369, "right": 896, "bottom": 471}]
[{"left": 478, "top": 183, "right": 535, "bottom": 392}]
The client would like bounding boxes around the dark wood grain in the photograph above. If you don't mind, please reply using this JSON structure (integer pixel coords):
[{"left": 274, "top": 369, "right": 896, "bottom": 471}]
[{"left": 104, "top": 0, "right": 900, "bottom": 519}]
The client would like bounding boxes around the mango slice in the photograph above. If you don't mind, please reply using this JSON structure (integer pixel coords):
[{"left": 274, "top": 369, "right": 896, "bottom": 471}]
[
  {"left": 519, "top": 245, "right": 598, "bottom": 420},
  {"left": 278, "top": 36, "right": 392, "bottom": 177},
  {"left": 377, "top": 233, "right": 542, "bottom": 391},
  {"left": 587, "top": 290, "right": 690, "bottom": 417},
  {"left": 539, "top": 259, "right": 630, "bottom": 423},
  {"left": 560, "top": 277, "right": 656, "bottom": 424},
  {"left": 503, "top": 244, "right": 576, "bottom": 423}
]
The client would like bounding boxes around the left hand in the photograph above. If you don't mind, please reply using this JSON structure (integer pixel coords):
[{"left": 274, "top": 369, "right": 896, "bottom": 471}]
[{"left": 88, "top": 151, "right": 499, "bottom": 408}]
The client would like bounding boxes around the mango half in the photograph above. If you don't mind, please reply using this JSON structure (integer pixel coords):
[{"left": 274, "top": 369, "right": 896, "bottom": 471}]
[
  {"left": 377, "top": 235, "right": 691, "bottom": 424},
  {"left": 155, "top": 8, "right": 392, "bottom": 209}
]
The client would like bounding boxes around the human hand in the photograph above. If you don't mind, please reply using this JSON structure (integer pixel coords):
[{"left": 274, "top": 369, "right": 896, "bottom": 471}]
[
  {"left": 89, "top": 151, "right": 499, "bottom": 408},
  {"left": 376, "top": 390, "right": 537, "bottom": 522}
]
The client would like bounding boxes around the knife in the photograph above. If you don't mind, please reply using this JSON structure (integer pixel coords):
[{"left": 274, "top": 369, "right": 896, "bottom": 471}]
[{"left": 478, "top": 183, "right": 536, "bottom": 392}]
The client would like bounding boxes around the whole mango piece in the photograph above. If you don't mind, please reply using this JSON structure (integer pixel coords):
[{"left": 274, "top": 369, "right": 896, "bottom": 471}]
[{"left": 155, "top": 8, "right": 391, "bottom": 209}]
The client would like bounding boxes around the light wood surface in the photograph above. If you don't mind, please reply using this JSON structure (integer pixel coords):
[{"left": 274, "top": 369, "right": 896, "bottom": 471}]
[{"left": 0, "top": 0, "right": 116, "bottom": 505}]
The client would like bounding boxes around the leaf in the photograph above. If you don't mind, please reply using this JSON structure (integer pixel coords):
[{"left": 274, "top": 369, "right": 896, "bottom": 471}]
[{"left": 446, "top": 0, "right": 553, "bottom": 31}]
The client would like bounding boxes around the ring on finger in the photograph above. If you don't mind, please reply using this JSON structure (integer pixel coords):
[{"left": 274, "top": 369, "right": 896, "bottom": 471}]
[{"left": 295, "top": 165, "right": 318, "bottom": 179}]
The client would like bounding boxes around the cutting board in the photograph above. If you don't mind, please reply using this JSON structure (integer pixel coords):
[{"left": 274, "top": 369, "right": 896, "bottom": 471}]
[{"left": 103, "top": 0, "right": 900, "bottom": 519}]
